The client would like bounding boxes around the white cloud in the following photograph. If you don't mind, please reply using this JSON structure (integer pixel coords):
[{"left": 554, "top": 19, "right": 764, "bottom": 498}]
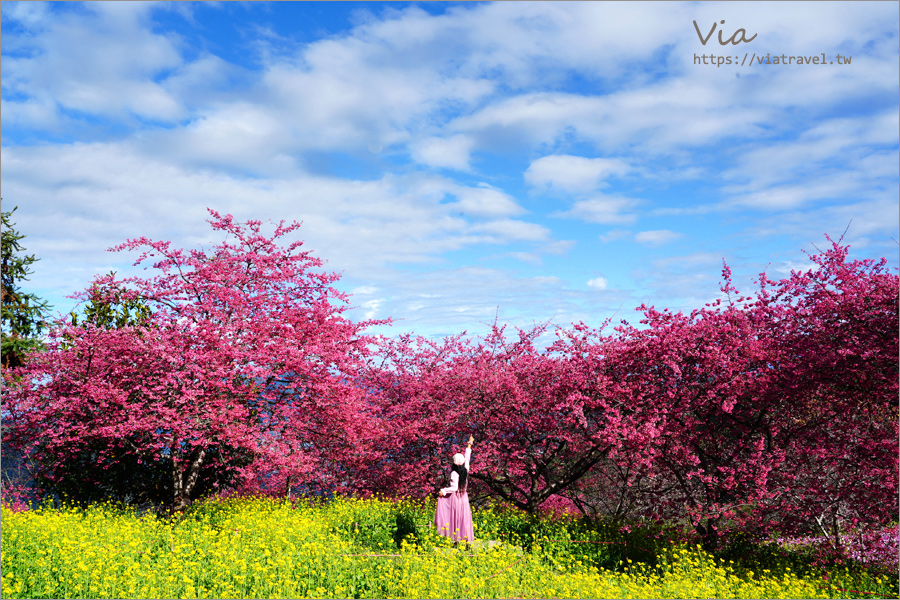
[
  {"left": 358, "top": 297, "right": 385, "bottom": 320},
  {"left": 411, "top": 135, "right": 475, "bottom": 170},
  {"left": 720, "top": 111, "right": 900, "bottom": 210},
  {"left": 0, "top": 97, "right": 60, "bottom": 130},
  {"left": 631, "top": 251, "right": 727, "bottom": 313},
  {"left": 506, "top": 252, "right": 543, "bottom": 266},
  {"left": 449, "top": 184, "right": 525, "bottom": 218},
  {"left": 744, "top": 196, "right": 900, "bottom": 249},
  {"left": 559, "top": 196, "right": 640, "bottom": 224},
  {"left": 470, "top": 219, "right": 551, "bottom": 243},
  {"left": 2, "top": 2, "right": 186, "bottom": 123},
  {"left": 541, "top": 240, "right": 576, "bottom": 255},
  {"left": 635, "top": 230, "right": 683, "bottom": 245},
  {"left": 525, "top": 155, "right": 630, "bottom": 194},
  {"left": 345, "top": 2, "right": 685, "bottom": 88},
  {"left": 599, "top": 229, "right": 632, "bottom": 243},
  {"left": 451, "top": 78, "right": 777, "bottom": 158},
  {"left": 1, "top": 1, "right": 51, "bottom": 28},
  {"left": 587, "top": 277, "right": 608, "bottom": 290}
]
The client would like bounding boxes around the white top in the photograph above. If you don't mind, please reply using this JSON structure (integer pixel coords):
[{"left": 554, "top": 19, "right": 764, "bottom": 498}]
[{"left": 440, "top": 446, "right": 471, "bottom": 495}]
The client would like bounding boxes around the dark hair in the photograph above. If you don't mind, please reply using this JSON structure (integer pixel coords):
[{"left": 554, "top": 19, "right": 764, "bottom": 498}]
[{"left": 451, "top": 463, "right": 468, "bottom": 491}]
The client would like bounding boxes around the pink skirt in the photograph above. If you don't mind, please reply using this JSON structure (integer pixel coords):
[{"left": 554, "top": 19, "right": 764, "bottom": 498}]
[
  {"left": 435, "top": 494, "right": 453, "bottom": 537},
  {"left": 435, "top": 490, "right": 474, "bottom": 543}
]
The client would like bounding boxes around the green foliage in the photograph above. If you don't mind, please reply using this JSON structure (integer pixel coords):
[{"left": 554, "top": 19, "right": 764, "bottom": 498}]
[
  {"left": 393, "top": 504, "right": 420, "bottom": 549},
  {"left": 68, "top": 277, "right": 152, "bottom": 330},
  {"left": 1, "top": 204, "right": 50, "bottom": 369}
]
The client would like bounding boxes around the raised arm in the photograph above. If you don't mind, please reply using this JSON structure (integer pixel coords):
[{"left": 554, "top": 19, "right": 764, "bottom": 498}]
[{"left": 464, "top": 435, "right": 473, "bottom": 470}]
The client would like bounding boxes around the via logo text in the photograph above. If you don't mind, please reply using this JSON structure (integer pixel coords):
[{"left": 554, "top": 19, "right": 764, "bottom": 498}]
[{"left": 693, "top": 20, "right": 757, "bottom": 45}]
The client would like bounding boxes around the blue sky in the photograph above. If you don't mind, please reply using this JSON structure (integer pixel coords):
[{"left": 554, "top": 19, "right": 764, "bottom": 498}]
[{"left": 2, "top": 1, "right": 898, "bottom": 341}]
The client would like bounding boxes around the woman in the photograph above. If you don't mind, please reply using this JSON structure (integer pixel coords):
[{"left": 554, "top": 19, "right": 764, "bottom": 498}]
[{"left": 435, "top": 435, "right": 474, "bottom": 544}]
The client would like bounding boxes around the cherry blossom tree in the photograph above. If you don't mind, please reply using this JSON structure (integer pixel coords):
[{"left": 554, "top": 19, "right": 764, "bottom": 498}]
[
  {"left": 2, "top": 210, "right": 386, "bottom": 510},
  {"left": 556, "top": 239, "right": 897, "bottom": 549},
  {"left": 750, "top": 239, "right": 898, "bottom": 546},
  {"left": 579, "top": 294, "right": 788, "bottom": 550},
  {"left": 365, "top": 322, "right": 664, "bottom": 513}
]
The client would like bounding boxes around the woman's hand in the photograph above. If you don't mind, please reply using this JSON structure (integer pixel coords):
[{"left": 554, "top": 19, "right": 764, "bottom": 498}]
[{"left": 467, "top": 435, "right": 474, "bottom": 447}]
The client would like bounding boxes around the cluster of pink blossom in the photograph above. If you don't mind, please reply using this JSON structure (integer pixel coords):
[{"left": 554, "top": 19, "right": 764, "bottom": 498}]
[
  {"left": 538, "top": 495, "right": 581, "bottom": 517},
  {"left": 0, "top": 483, "right": 34, "bottom": 513}
]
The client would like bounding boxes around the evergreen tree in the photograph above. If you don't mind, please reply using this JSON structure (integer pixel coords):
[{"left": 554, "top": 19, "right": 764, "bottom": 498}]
[{"left": 1, "top": 204, "right": 51, "bottom": 370}]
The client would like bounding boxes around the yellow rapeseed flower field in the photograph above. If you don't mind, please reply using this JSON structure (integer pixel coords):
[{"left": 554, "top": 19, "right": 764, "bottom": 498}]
[{"left": 0, "top": 496, "right": 890, "bottom": 599}]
